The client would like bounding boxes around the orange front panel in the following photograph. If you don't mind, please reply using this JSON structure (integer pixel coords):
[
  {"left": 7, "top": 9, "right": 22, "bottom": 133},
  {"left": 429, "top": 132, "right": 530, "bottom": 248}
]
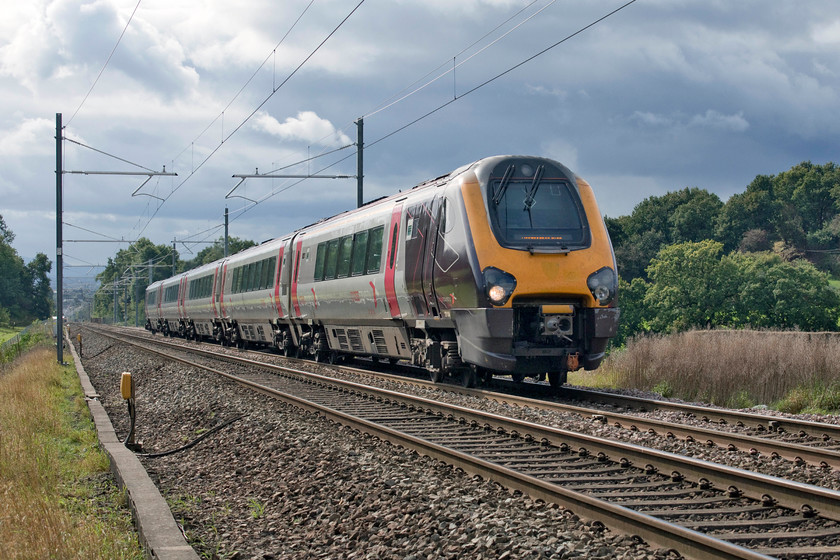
[{"left": 460, "top": 174, "right": 614, "bottom": 308}]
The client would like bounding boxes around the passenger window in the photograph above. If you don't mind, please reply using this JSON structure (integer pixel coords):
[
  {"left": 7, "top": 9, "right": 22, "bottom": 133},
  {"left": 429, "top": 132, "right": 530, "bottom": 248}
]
[
  {"left": 246, "top": 263, "right": 255, "bottom": 292},
  {"left": 366, "top": 225, "right": 384, "bottom": 274},
  {"left": 337, "top": 235, "right": 353, "bottom": 278},
  {"left": 314, "top": 243, "right": 326, "bottom": 281},
  {"left": 266, "top": 257, "right": 276, "bottom": 289},
  {"left": 351, "top": 231, "right": 369, "bottom": 276},
  {"left": 324, "top": 239, "right": 339, "bottom": 280}
]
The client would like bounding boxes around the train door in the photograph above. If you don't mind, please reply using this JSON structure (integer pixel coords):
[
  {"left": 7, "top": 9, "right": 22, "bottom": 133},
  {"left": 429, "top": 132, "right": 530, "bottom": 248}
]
[
  {"left": 212, "top": 264, "right": 222, "bottom": 320},
  {"left": 385, "top": 204, "right": 403, "bottom": 318},
  {"left": 404, "top": 195, "right": 443, "bottom": 317}
]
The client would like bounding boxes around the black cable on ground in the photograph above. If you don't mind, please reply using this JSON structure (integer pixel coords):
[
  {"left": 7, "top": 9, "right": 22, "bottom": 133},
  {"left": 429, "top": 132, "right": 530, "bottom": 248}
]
[
  {"left": 123, "top": 398, "right": 136, "bottom": 446},
  {"left": 137, "top": 415, "right": 247, "bottom": 458}
]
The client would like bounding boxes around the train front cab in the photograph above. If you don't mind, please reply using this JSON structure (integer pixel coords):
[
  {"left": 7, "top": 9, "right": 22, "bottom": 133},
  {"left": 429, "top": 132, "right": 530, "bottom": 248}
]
[{"left": 454, "top": 156, "right": 619, "bottom": 387}]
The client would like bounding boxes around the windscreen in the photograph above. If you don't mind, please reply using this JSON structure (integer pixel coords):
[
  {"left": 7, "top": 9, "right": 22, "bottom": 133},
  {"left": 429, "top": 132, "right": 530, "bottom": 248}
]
[{"left": 486, "top": 159, "right": 590, "bottom": 251}]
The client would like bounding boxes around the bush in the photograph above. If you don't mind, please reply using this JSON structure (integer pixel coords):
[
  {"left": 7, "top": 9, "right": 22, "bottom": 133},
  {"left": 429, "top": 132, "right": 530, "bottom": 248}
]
[{"left": 604, "top": 329, "right": 840, "bottom": 410}]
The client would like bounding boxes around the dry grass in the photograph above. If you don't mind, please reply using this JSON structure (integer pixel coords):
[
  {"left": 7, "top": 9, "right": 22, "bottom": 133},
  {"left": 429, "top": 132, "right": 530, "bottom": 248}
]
[
  {"left": 0, "top": 347, "right": 143, "bottom": 560},
  {"left": 598, "top": 330, "right": 840, "bottom": 411}
]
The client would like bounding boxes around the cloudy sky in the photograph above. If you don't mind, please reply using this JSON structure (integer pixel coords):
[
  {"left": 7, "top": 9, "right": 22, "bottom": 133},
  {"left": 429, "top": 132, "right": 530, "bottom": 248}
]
[{"left": 1, "top": 0, "right": 839, "bottom": 282}]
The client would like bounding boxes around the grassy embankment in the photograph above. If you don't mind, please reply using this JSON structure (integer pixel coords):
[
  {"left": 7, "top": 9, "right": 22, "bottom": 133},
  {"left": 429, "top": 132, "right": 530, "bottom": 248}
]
[
  {"left": 0, "top": 346, "right": 144, "bottom": 560},
  {"left": 570, "top": 330, "right": 840, "bottom": 414},
  {"left": 0, "top": 325, "right": 21, "bottom": 344}
]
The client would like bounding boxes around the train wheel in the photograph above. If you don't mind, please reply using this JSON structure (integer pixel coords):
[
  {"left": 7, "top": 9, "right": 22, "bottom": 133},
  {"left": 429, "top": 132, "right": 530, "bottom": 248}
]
[
  {"left": 462, "top": 365, "right": 479, "bottom": 388},
  {"left": 547, "top": 370, "right": 567, "bottom": 392},
  {"left": 429, "top": 369, "right": 444, "bottom": 383}
]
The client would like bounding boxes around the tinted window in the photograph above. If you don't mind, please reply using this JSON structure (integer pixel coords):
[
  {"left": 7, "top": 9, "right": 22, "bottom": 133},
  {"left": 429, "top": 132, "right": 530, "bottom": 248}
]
[
  {"left": 367, "top": 226, "right": 384, "bottom": 274},
  {"left": 314, "top": 243, "right": 326, "bottom": 281},
  {"left": 351, "top": 231, "right": 369, "bottom": 276},
  {"left": 324, "top": 239, "right": 340, "bottom": 280},
  {"left": 337, "top": 236, "right": 353, "bottom": 278},
  {"left": 487, "top": 160, "right": 589, "bottom": 250}
]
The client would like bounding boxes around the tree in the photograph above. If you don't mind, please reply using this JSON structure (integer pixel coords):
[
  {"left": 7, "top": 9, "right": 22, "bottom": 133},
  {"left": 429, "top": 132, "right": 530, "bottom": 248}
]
[
  {"left": 0, "top": 215, "right": 54, "bottom": 324},
  {"left": 96, "top": 238, "right": 175, "bottom": 324},
  {"left": 729, "top": 251, "right": 840, "bottom": 331},
  {"left": 0, "top": 214, "right": 14, "bottom": 244},
  {"left": 25, "top": 253, "right": 53, "bottom": 320},
  {"left": 643, "top": 240, "right": 740, "bottom": 332},
  {"left": 613, "top": 276, "right": 650, "bottom": 347},
  {"left": 714, "top": 174, "right": 778, "bottom": 252},
  {"left": 179, "top": 236, "right": 256, "bottom": 272},
  {"left": 607, "top": 188, "right": 723, "bottom": 282},
  {"left": 668, "top": 189, "right": 723, "bottom": 243}
]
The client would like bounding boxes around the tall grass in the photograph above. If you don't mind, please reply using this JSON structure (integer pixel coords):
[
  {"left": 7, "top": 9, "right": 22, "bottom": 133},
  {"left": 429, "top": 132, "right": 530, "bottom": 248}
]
[
  {"left": 0, "top": 347, "right": 143, "bottom": 560},
  {"left": 601, "top": 330, "right": 840, "bottom": 411}
]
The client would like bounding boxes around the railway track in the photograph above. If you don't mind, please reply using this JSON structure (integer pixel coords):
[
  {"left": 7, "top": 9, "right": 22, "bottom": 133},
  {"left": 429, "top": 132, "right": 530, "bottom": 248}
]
[
  {"left": 102, "top": 326, "right": 840, "bottom": 473},
  {"left": 83, "top": 325, "right": 840, "bottom": 559}
]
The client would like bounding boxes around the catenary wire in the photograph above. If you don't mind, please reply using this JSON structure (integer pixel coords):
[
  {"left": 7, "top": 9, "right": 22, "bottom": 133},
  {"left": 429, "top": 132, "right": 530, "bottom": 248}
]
[
  {"left": 225, "top": 0, "right": 637, "bottom": 217},
  {"left": 136, "top": 1, "right": 634, "bottom": 255},
  {"left": 170, "top": 0, "right": 316, "bottom": 165},
  {"left": 135, "top": 0, "right": 365, "bottom": 239},
  {"left": 252, "top": 0, "right": 549, "bottom": 183},
  {"left": 368, "top": 0, "right": 637, "bottom": 151},
  {"left": 66, "top": 0, "right": 142, "bottom": 127},
  {"left": 363, "top": 0, "right": 557, "bottom": 120},
  {"left": 64, "top": 136, "right": 157, "bottom": 173},
  {"left": 159, "top": 0, "right": 565, "bottom": 241}
]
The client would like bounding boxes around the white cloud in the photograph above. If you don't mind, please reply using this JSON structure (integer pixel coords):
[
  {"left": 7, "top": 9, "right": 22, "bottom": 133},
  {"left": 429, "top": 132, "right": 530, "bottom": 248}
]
[
  {"left": 0, "top": 118, "right": 55, "bottom": 156},
  {"left": 0, "top": 0, "right": 198, "bottom": 97},
  {"left": 689, "top": 110, "right": 749, "bottom": 132},
  {"left": 252, "top": 111, "right": 352, "bottom": 147},
  {"left": 812, "top": 20, "right": 840, "bottom": 45},
  {"left": 630, "top": 111, "right": 674, "bottom": 127},
  {"left": 628, "top": 110, "right": 748, "bottom": 133}
]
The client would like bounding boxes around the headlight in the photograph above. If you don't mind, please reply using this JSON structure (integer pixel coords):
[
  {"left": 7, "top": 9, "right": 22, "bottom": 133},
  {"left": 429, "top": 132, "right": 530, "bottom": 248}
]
[
  {"left": 587, "top": 267, "right": 617, "bottom": 306},
  {"left": 483, "top": 267, "right": 517, "bottom": 306}
]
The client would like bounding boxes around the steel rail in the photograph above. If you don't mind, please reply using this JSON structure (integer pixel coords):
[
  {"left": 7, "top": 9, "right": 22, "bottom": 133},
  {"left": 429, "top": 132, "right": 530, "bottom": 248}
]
[
  {"left": 102, "top": 326, "right": 840, "bottom": 473},
  {"left": 558, "top": 386, "right": 840, "bottom": 441},
  {"left": 87, "top": 328, "right": 840, "bottom": 519},
  {"left": 84, "top": 327, "right": 773, "bottom": 560},
  {"left": 437, "top": 387, "right": 840, "bottom": 471}
]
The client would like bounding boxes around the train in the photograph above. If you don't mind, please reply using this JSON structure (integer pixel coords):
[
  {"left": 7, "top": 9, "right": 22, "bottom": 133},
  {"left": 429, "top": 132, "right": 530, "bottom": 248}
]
[{"left": 145, "top": 155, "right": 619, "bottom": 389}]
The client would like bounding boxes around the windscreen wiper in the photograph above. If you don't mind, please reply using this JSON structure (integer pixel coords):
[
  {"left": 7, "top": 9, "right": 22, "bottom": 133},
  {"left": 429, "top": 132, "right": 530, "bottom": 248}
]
[
  {"left": 522, "top": 165, "right": 545, "bottom": 211},
  {"left": 491, "top": 165, "right": 515, "bottom": 205}
]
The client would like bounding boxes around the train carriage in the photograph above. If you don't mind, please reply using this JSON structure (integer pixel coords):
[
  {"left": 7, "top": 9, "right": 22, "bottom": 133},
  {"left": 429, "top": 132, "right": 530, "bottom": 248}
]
[
  {"left": 155, "top": 273, "right": 187, "bottom": 336},
  {"left": 217, "top": 237, "right": 291, "bottom": 348},
  {"left": 181, "top": 261, "right": 222, "bottom": 341},
  {"left": 145, "top": 155, "right": 619, "bottom": 389}
]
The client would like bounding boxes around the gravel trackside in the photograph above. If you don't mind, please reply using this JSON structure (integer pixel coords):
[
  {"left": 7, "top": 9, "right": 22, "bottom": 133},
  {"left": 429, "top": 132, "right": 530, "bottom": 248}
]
[{"left": 74, "top": 328, "right": 681, "bottom": 560}]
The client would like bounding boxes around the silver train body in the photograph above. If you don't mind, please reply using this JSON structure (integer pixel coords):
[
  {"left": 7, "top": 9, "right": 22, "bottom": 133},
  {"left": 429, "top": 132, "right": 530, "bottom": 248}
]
[{"left": 145, "top": 155, "right": 620, "bottom": 387}]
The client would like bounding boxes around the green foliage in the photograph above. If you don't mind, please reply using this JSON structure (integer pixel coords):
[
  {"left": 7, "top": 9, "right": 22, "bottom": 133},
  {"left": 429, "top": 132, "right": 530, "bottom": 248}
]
[
  {"left": 93, "top": 236, "right": 258, "bottom": 325},
  {"left": 608, "top": 187, "right": 724, "bottom": 281},
  {"left": 774, "top": 384, "right": 840, "bottom": 414},
  {"left": 629, "top": 241, "right": 840, "bottom": 334},
  {"left": 604, "top": 160, "right": 840, "bottom": 342},
  {"left": 644, "top": 240, "right": 737, "bottom": 331},
  {"left": 0, "top": 215, "right": 53, "bottom": 325},
  {"left": 179, "top": 236, "right": 256, "bottom": 272},
  {"left": 95, "top": 238, "right": 174, "bottom": 324},
  {"left": 613, "top": 276, "right": 650, "bottom": 346}
]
